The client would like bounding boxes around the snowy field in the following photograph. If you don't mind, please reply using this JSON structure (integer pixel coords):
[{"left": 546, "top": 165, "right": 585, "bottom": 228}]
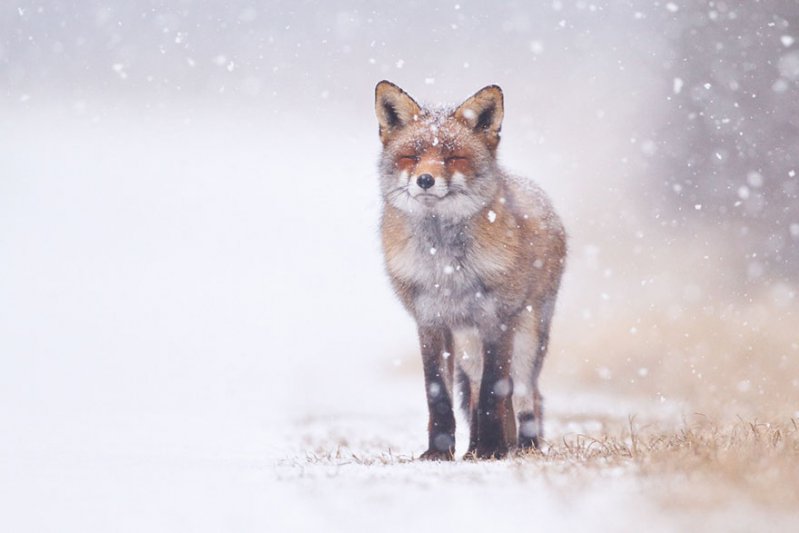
[
  {"left": 2, "top": 106, "right": 797, "bottom": 532},
  {"left": 3, "top": 2, "right": 799, "bottom": 531}
]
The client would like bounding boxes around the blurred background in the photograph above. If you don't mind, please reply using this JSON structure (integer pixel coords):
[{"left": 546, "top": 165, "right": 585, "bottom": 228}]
[{"left": 1, "top": 0, "right": 798, "bottom": 529}]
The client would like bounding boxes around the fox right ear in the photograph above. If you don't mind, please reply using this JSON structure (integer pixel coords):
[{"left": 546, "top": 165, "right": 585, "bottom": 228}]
[
  {"left": 454, "top": 85, "right": 504, "bottom": 152},
  {"left": 375, "top": 81, "right": 421, "bottom": 144}
]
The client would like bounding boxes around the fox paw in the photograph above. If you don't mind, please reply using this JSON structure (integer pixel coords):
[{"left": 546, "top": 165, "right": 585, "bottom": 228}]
[
  {"left": 462, "top": 449, "right": 478, "bottom": 461},
  {"left": 517, "top": 436, "right": 541, "bottom": 452},
  {"left": 475, "top": 443, "right": 509, "bottom": 460},
  {"left": 419, "top": 448, "right": 454, "bottom": 461}
]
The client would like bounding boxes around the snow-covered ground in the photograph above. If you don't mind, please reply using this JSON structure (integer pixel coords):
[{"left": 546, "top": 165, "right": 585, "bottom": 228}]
[
  {"left": 2, "top": 107, "right": 797, "bottom": 532},
  {"left": 4, "top": 0, "right": 799, "bottom": 529}
]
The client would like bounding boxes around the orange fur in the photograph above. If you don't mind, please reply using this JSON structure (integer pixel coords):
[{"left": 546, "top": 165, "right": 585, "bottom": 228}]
[{"left": 375, "top": 81, "right": 567, "bottom": 459}]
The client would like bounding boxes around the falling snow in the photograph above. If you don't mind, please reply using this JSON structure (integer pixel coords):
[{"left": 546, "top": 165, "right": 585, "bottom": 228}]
[{"left": 3, "top": 2, "right": 798, "bottom": 532}]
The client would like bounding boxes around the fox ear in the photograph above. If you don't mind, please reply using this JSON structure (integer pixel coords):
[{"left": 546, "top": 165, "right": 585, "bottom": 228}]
[
  {"left": 375, "top": 80, "right": 421, "bottom": 144},
  {"left": 454, "top": 85, "right": 504, "bottom": 151}
]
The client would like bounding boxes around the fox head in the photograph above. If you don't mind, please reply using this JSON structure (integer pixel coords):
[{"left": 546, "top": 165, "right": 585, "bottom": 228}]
[{"left": 375, "top": 80, "right": 504, "bottom": 220}]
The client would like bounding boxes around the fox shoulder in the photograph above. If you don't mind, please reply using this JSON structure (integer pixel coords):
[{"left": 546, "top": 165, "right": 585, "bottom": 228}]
[{"left": 470, "top": 200, "right": 522, "bottom": 285}]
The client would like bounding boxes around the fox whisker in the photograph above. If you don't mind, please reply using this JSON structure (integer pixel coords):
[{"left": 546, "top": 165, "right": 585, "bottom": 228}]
[{"left": 384, "top": 186, "right": 408, "bottom": 200}]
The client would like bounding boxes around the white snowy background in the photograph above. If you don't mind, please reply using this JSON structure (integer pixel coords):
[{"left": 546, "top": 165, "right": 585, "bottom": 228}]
[{"left": 2, "top": 1, "right": 798, "bottom": 531}]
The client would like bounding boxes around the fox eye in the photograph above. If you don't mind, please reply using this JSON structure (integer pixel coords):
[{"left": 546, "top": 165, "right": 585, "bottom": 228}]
[
  {"left": 400, "top": 155, "right": 420, "bottom": 161},
  {"left": 445, "top": 156, "right": 467, "bottom": 163}
]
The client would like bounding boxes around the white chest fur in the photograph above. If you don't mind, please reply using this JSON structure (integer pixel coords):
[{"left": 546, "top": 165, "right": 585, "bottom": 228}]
[{"left": 386, "top": 219, "right": 501, "bottom": 328}]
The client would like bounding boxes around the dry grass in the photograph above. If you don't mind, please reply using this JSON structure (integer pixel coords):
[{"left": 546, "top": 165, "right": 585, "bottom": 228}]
[
  {"left": 293, "top": 446, "right": 415, "bottom": 467},
  {"left": 284, "top": 415, "right": 799, "bottom": 509},
  {"left": 522, "top": 416, "right": 799, "bottom": 508}
]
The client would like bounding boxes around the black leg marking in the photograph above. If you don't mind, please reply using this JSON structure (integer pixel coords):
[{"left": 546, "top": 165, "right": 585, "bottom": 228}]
[
  {"left": 418, "top": 326, "right": 456, "bottom": 461},
  {"left": 517, "top": 410, "right": 539, "bottom": 450},
  {"left": 475, "top": 330, "right": 514, "bottom": 459}
]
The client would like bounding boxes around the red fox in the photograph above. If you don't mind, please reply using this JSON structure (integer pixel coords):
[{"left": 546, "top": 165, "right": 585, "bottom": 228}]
[{"left": 375, "top": 81, "right": 567, "bottom": 460}]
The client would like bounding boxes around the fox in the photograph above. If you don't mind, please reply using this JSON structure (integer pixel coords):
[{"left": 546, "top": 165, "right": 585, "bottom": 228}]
[{"left": 374, "top": 81, "right": 567, "bottom": 460}]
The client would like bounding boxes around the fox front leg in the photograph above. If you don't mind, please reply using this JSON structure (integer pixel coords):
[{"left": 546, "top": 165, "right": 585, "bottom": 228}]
[
  {"left": 476, "top": 328, "right": 515, "bottom": 459},
  {"left": 417, "top": 326, "right": 456, "bottom": 461}
]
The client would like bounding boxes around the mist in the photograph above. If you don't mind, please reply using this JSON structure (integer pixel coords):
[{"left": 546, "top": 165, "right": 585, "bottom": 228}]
[{"left": 2, "top": 1, "right": 798, "bottom": 531}]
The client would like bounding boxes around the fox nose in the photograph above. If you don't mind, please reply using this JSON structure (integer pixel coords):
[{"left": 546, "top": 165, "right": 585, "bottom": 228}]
[{"left": 417, "top": 174, "right": 435, "bottom": 190}]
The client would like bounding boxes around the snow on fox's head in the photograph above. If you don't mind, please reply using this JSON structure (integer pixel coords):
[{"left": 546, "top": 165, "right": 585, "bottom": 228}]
[{"left": 375, "top": 81, "right": 504, "bottom": 220}]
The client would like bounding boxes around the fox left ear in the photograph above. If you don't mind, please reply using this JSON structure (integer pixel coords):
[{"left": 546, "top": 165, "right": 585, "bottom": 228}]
[
  {"left": 454, "top": 85, "right": 504, "bottom": 151},
  {"left": 375, "top": 80, "right": 421, "bottom": 145}
]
